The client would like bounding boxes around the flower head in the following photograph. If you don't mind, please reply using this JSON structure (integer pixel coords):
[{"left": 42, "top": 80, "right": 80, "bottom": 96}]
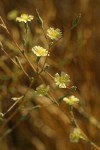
[
  {"left": 69, "top": 128, "right": 81, "bottom": 143},
  {"left": 63, "top": 95, "right": 79, "bottom": 106},
  {"left": 35, "top": 84, "right": 50, "bottom": 96},
  {"left": 32, "top": 46, "right": 49, "bottom": 57},
  {"left": 16, "top": 14, "right": 34, "bottom": 23},
  {"left": 47, "top": 27, "right": 62, "bottom": 41},
  {"left": 54, "top": 72, "right": 70, "bottom": 88}
]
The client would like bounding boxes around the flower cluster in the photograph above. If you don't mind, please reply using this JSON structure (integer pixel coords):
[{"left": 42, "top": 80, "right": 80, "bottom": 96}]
[
  {"left": 32, "top": 46, "right": 49, "bottom": 57},
  {"left": 35, "top": 84, "right": 50, "bottom": 96},
  {"left": 16, "top": 14, "right": 34, "bottom": 23},
  {"left": 54, "top": 72, "right": 70, "bottom": 88},
  {"left": 13, "top": 12, "right": 89, "bottom": 148},
  {"left": 69, "top": 128, "right": 81, "bottom": 143},
  {"left": 47, "top": 27, "right": 62, "bottom": 41},
  {"left": 63, "top": 95, "right": 79, "bottom": 106}
]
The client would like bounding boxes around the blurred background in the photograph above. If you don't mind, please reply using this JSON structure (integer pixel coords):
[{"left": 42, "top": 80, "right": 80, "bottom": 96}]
[{"left": 0, "top": 0, "right": 100, "bottom": 150}]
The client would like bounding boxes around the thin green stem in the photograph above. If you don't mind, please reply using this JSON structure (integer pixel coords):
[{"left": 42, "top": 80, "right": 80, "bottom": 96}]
[
  {"left": 46, "top": 94, "right": 59, "bottom": 106},
  {"left": 1, "top": 79, "right": 34, "bottom": 126},
  {"left": 69, "top": 107, "right": 100, "bottom": 150},
  {"left": 1, "top": 47, "right": 30, "bottom": 80},
  {"left": 0, "top": 17, "right": 36, "bottom": 74}
]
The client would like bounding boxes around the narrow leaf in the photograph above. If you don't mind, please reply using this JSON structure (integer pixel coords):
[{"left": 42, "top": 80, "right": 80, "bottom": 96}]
[
  {"left": 71, "top": 13, "right": 81, "bottom": 30},
  {"left": 36, "top": 9, "right": 43, "bottom": 28}
]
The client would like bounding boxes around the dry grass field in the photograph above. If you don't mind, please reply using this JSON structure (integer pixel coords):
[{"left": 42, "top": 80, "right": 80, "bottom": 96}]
[{"left": 0, "top": 0, "right": 100, "bottom": 150}]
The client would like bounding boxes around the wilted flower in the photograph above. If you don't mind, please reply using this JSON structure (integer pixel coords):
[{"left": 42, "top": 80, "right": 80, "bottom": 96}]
[
  {"left": 47, "top": 27, "right": 62, "bottom": 41},
  {"left": 54, "top": 72, "right": 70, "bottom": 88},
  {"left": 63, "top": 95, "right": 79, "bottom": 106},
  {"left": 35, "top": 84, "right": 50, "bottom": 96},
  {"left": 0, "top": 41, "right": 3, "bottom": 49},
  {"left": 32, "top": 46, "right": 49, "bottom": 57},
  {"left": 69, "top": 128, "right": 81, "bottom": 143},
  {"left": 16, "top": 14, "right": 34, "bottom": 23},
  {"left": 11, "top": 96, "right": 24, "bottom": 101},
  {"left": 0, "top": 112, "right": 4, "bottom": 118}
]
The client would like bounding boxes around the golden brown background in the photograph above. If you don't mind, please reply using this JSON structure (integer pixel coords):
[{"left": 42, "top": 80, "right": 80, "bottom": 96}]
[{"left": 0, "top": 0, "right": 100, "bottom": 150}]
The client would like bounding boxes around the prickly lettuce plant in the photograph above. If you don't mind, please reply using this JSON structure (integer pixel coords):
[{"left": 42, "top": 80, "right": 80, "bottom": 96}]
[{"left": 0, "top": 10, "right": 100, "bottom": 150}]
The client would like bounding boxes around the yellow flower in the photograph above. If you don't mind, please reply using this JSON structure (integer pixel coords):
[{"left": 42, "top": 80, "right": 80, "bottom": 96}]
[
  {"left": 47, "top": 27, "right": 62, "bottom": 40},
  {"left": 16, "top": 14, "right": 34, "bottom": 23},
  {"left": 32, "top": 46, "right": 49, "bottom": 57},
  {"left": 54, "top": 72, "right": 70, "bottom": 88},
  {"left": 63, "top": 95, "right": 79, "bottom": 106},
  {"left": 70, "top": 128, "right": 81, "bottom": 143},
  {"left": 35, "top": 84, "right": 50, "bottom": 96}
]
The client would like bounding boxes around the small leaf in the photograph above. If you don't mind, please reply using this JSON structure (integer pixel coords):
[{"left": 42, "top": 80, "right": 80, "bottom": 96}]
[
  {"left": 15, "top": 56, "right": 22, "bottom": 68},
  {"left": 0, "top": 41, "right": 3, "bottom": 49},
  {"left": 36, "top": 9, "right": 43, "bottom": 28},
  {"left": 71, "top": 13, "right": 81, "bottom": 30}
]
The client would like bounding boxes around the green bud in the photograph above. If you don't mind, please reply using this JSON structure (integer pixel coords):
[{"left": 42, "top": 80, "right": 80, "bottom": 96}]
[
  {"left": 70, "top": 128, "right": 81, "bottom": 143},
  {"left": 43, "top": 63, "right": 50, "bottom": 72},
  {"left": 30, "top": 77, "right": 34, "bottom": 82}
]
